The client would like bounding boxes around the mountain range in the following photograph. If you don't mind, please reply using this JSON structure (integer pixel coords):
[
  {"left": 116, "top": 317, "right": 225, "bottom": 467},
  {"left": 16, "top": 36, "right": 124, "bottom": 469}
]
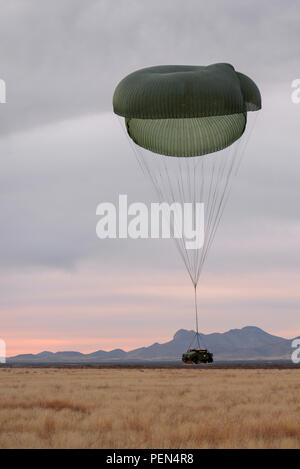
[{"left": 6, "top": 326, "right": 298, "bottom": 363}]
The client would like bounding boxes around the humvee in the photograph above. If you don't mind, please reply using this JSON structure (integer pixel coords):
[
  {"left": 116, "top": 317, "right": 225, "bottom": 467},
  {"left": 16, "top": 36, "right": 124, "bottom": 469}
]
[{"left": 182, "top": 348, "right": 213, "bottom": 364}]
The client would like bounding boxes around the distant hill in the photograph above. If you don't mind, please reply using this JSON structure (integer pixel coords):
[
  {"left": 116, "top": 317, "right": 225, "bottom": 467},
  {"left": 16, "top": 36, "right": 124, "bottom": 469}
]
[{"left": 6, "top": 326, "right": 298, "bottom": 364}]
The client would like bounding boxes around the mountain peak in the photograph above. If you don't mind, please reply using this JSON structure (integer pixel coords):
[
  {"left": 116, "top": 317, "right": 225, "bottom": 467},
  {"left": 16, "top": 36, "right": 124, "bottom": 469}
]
[
  {"left": 7, "top": 326, "right": 293, "bottom": 363},
  {"left": 241, "top": 326, "right": 266, "bottom": 333},
  {"left": 173, "top": 329, "right": 194, "bottom": 340}
]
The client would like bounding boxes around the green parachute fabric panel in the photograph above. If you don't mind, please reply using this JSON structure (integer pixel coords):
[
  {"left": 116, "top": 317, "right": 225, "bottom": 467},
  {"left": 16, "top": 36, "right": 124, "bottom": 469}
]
[
  {"left": 113, "top": 63, "right": 261, "bottom": 119},
  {"left": 113, "top": 63, "right": 261, "bottom": 157},
  {"left": 126, "top": 113, "right": 247, "bottom": 157},
  {"left": 236, "top": 72, "right": 262, "bottom": 112}
]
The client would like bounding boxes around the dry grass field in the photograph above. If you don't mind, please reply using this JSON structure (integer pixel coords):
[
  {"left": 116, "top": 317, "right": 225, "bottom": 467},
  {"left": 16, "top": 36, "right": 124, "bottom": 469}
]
[{"left": 0, "top": 367, "right": 299, "bottom": 449}]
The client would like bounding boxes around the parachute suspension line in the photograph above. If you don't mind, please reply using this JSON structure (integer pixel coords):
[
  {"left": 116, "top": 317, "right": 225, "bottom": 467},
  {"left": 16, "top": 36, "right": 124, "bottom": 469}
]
[
  {"left": 118, "top": 116, "right": 196, "bottom": 285},
  {"left": 119, "top": 121, "right": 243, "bottom": 289},
  {"left": 196, "top": 142, "right": 240, "bottom": 283},
  {"left": 117, "top": 114, "right": 259, "bottom": 346},
  {"left": 153, "top": 155, "right": 195, "bottom": 283},
  {"left": 197, "top": 114, "right": 259, "bottom": 282},
  {"left": 186, "top": 283, "right": 206, "bottom": 350},
  {"left": 194, "top": 283, "right": 201, "bottom": 348},
  {"left": 116, "top": 116, "right": 143, "bottom": 173},
  {"left": 196, "top": 150, "right": 222, "bottom": 282},
  {"left": 199, "top": 141, "right": 241, "bottom": 275}
]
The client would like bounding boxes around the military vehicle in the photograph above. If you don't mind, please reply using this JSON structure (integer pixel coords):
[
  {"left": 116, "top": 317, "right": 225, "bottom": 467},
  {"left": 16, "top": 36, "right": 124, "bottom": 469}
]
[{"left": 182, "top": 348, "right": 213, "bottom": 364}]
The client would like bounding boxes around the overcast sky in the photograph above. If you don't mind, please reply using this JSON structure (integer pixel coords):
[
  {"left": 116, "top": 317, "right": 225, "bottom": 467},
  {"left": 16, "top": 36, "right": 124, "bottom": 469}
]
[{"left": 0, "top": 0, "right": 299, "bottom": 355}]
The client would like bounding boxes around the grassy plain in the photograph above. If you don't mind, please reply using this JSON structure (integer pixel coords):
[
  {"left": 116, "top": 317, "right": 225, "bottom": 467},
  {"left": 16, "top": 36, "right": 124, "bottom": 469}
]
[{"left": 0, "top": 367, "right": 299, "bottom": 448}]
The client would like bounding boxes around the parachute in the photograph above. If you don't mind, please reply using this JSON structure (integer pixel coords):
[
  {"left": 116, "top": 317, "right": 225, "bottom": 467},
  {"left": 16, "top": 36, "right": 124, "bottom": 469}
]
[{"left": 113, "top": 63, "right": 261, "bottom": 357}]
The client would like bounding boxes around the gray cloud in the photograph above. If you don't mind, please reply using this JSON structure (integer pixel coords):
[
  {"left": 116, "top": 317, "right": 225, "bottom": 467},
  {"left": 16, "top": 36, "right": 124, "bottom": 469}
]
[
  {"left": 0, "top": 0, "right": 300, "bottom": 135},
  {"left": 0, "top": 106, "right": 299, "bottom": 276}
]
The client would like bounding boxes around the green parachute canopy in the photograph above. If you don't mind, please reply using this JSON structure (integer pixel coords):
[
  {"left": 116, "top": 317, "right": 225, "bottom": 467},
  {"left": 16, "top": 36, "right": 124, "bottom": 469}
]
[{"left": 113, "top": 63, "right": 261, "bottom": 157}]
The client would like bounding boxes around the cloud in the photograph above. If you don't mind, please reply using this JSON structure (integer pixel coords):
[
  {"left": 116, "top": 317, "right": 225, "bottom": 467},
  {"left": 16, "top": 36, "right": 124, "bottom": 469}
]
[
  {"left": 0, "top": 0, "right": 299, "bottom": 135},
  {"left": 0, "top": 105, "right": 299, "bottom": 275}
]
